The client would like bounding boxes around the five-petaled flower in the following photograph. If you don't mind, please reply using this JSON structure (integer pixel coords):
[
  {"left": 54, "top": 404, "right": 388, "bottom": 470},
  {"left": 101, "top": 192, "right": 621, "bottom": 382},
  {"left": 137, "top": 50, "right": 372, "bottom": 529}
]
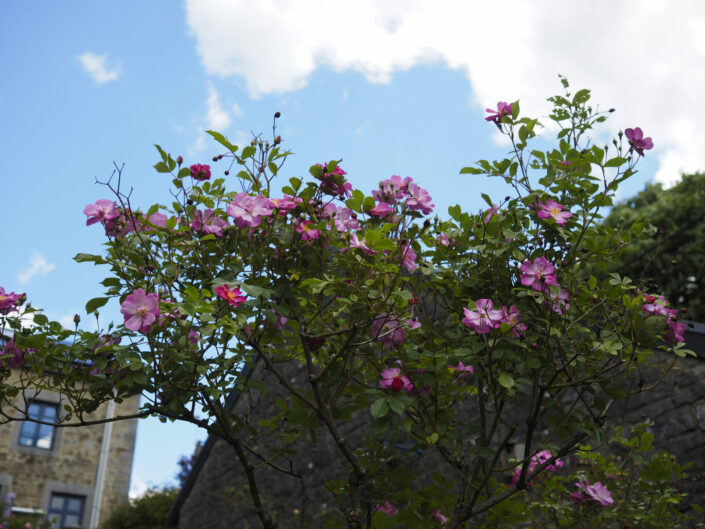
[
  {"left": 192, "top": 209, "right": 229, "bottom": 238},
  {"left": 537, "top": 200, "right": 572, "bottom": 227},
  {"left": 0, "top": 287, "right": 20, "bottom": 311},
  {"left": 120, "top": 289, "right": 160, "bottom": 334},
  {"left": 227, "top": 193, "right": 274, "bottom": 228},
  {"left": 190, "top": 164, "right": 211, "bottom": 181},
  {"left": 624, "top": 127, "right": 653, "bottom": 156},
  {"left": 485, "top": 102, "right": 513, "bottom": 124},
  {"left": 216, "top": 285, "right": 246, "bottom": 307},
  {"left": 511, "top": 449, "right": 564, "bottom": 487},
  {"left": 294, "top": 220, "right": 320, "bottom": 241},
  {"left": 375, "top": 501, "right": 398, "bottom": 518},
  {"left": 462, "top": 299, "right": 504, "bottom": 334},
  {"left": 520, "top": 257, "right": 557, "bottom": 291},
  {"left": 380, "top": 367, "right": 413, "bottom": 393}
]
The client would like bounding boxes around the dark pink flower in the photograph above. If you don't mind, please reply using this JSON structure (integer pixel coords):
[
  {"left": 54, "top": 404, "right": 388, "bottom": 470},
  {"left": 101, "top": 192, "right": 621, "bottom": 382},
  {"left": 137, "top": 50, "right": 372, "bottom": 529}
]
[
  {"left": 537, "top": 200, "right": 572, "bottom": 227},
  {"left": 192, "top": 209, "right": 229, "bottom": 238},
  {"left": 216, "top": 285, "right": 246, "bottom": 307},
  {"left": 625, "top": 127, "right": 654, "bottom": 156},
  {"left": 380, "top": 367, "right": 413, "bottom": 393},
  {"left": 0, "top": 288, "right": 20, "bottom": 311},
  {"left": 510, "top": 450, "right": 564, "bottom": 487},
  {"left": 187, "top": 330, "right": 200, "bottom": 344},
  {"left": 190, "top": 164, "right": 211, "bottom": 181},
  {"left": 227, "top": 193, "right": 274, "bottom": 228},
  {"left": 520, "top": 257, "right": 557, "bottom": 291},
  {"left": 270, "top": 196, "right": 302, "bottom": 215},
  {"left": 375, "top": 501, "right": 398, "bottom": 517},
  {"left": 545, "top": 285, "right": 570, "bottom": 315},
  {"left": 1, "top": 338, "right": 25, "bottom": 369},
  {"left": 315, "top": 163, "right": 352, "bottom": 199},
  {"left": 462, "top": 299, "right": 504, "bottom": 334},
  {"left": 120, "top": 289, "right": 160, "bottom": 334},
  {"left": 449, "top": 361, "right": 474, "bottom": 379},
  {"left": 84, "top": 199, "right": 120, "bottom": 226},
  {"left": 485, "top": 102, "right": 513, "bottom": 124}
]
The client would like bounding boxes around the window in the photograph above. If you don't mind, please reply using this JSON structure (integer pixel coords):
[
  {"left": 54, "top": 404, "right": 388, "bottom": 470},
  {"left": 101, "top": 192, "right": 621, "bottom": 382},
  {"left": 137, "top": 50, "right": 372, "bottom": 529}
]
[
  {"left": 48, "top": 494, "right": 85, "bottom": 529},
  {"left": 18, "top": 401, "right": 57, "bottom": 450}
]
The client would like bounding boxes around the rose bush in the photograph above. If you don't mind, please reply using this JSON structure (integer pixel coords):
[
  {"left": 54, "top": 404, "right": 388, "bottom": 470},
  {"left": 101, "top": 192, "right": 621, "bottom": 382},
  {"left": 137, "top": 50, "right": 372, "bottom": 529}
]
[{"left": 0, "top": 79, "right": 695, "bottom": 528}]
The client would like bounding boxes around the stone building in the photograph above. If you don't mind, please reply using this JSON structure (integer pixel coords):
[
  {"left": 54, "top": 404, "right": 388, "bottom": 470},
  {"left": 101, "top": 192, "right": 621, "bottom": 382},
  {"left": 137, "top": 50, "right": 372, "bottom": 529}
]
[
  {"left": 167, "top": 324, "right": 705, "bottom": 528},
  {"left": 0, "top": 331, "right": 140, "bottom": 529}
]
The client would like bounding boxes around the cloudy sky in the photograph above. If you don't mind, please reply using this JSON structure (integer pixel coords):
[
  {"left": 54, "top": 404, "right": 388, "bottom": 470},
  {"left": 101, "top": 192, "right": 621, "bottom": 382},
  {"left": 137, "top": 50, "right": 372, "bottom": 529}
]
[{"left": 2, "top": 1, "right": 702, "bottom": 496}]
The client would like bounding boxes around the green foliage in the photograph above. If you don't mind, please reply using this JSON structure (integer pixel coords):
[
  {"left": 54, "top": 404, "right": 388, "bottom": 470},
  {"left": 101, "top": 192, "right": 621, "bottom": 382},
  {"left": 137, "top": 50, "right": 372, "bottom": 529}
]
[
  {"left": 604, "top": 172, "right": 705, "bottom": 321},
  {"left": 98, "top": 487, "right": 178, "bottom": 529}
]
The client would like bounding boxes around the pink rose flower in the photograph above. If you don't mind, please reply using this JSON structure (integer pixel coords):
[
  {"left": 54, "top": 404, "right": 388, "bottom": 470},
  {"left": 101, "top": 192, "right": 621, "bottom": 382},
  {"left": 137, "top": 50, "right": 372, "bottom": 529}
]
[
  {"left": 483, "top": 204, "right": 499, "bottom": 224},
  {"left": 370, "top": 201, "right": 393, "bottom": 218},
  {"left": 192, "top": 209, "right": 229, "bottom": 238},
  {"left": 625, "top": 127, "right": 653, "bottom": 156},
  {"left": 520, "top": 257, "right": 557, "bottom": 291},
  {"left": 375, "top": 501, "right": 398, "bottom": 517},
  {"left": 380, "top": 367, "right": 413, "bottom": 393},
  {"left": 187, "top": 330, "right": 200, "bottom": 344},
  {"left": 0, "top": 287, "right": 20, "bottom": 311},
  {"left": 449, "top": 361, "right": 474, "bottom": 379},
  {"left": 462, "top": 299, "right": 504, "bottom": 334},
  {"left": 227, "top": 193, "right": 274, "bottom": 228},
  {"left": 215, "top": 285, "right": 246, "bottom": 307},
  {"left": 372, "top": 175, "right": 412, "bottom": 203},
  {"left": 401, "top": 243, "right": 418, "bottom": 272},
  {"left": 340, "top": 233, "right": 377, "bottom": 256},
  {"left": 537, "top": 200, "right": 572, "bottom": 227},
  {"left": 501, "top": 305, "right": 527, "bottom": 337},
  {"left": 84, "top": 199, "right": 120, "bottom": 226},
  {"left": 120, "top": 289, "right": 160, "bottom": 334},
  {"left": 190, "top": 164, "right": 211, "bottom": 181},
  {"left": 571, "top": 479, "right": 613, "bottom": 507},
  {"left": 485, "top": 102, "right": 513, "bottom": 124},
  {"left": 431, "top": 510, "right": 448, "bottom": 524},
  {"left": 510, "top": 450, "right": 564, "bottom": 487},
  {"left": 406, "top": 183, "right": 434, "bottom": 215}
]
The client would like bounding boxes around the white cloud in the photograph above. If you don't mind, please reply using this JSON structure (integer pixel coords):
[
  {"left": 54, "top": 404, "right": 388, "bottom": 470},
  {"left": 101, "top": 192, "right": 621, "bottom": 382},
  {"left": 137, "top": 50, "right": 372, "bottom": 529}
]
[
  {"left": 18, "top": 252, "right": 55, "bottom": 285},
  {"left": 206, "top": 84, "right": 231, "bottom": 130},
  {"left": 231, "top": 102, "right": 244, "bottom": 117},
  {"left": 78, "top": 52, "right": 120, "bottom": 84},
  {"left": 185, "top": 0, "right": 705, "bottom": 186}
]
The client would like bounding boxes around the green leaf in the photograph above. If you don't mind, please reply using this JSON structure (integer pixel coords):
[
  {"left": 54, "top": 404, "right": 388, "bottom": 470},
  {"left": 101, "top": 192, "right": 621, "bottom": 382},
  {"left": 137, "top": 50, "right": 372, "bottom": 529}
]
[
  {"left": 33, "top": 313, "right": 49, "bottom": 326},
  {"left": 370, "top": 398, "right": 389, "bottom": 418},
  {"left": 498, "top": 372, "right": 515, "bottom": 389},
  {"left": 74, "top": 253, "right": 106, "bottom": 264},
  {"left": 289, "top": 177, "right": 302, "bottom": 192},
  {"left": 572, "top": 89, "right": 591, "bottom": 105},
  {"left": 511, "top": 100, "right": 520, "bottom": 119},
  {"left": 154, "top": 144, "right": 168, "bottom": 162},
  {"left": 604, "top": 156, "right": 627, "bottom": 168},
  {"left": 153, "top": 161, "right": 171, "bottom": 173},
  {"left": 85, "top": 297, "right": 110, "bottom": 313},
  {"left": 178, "top": 167, "right": 192, "bottom": 179},
  {"left": 362, "top": 196, "right": 376, "bottom": 213},
  {"left": 241, "top": 145, "right": 256, "bottom": 159},
  {"left": 448, "top": 204, "right": 461, "bottom": 221},
  {"left": 481, "top": 193, "right": 494, "bottom": 208},
  {"left": 387, "top": 397, "right": 405, "bottom": 414},
  {"left": 205, "top": 130, "right": 239, "bottom": 153},
  {"left": 460, "top": 166, "right": 484, "bottom": 175}
]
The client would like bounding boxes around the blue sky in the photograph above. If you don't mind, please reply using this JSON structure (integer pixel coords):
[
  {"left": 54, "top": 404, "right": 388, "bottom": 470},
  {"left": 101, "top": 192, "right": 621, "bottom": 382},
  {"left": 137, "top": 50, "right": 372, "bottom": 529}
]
[{"left": 2, "top": 1, "right": 702, "bottom": 496}]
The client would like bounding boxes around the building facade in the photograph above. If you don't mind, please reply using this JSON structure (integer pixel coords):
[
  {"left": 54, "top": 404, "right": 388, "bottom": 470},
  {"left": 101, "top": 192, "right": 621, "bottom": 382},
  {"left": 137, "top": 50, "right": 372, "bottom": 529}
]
[{"left": 0, "top": 333, "right": 140, "bottom": 529}]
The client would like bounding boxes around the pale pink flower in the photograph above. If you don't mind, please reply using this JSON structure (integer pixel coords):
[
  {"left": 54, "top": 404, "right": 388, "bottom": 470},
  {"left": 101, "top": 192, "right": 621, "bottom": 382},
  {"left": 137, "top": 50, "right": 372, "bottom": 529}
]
[
  {"left": 371, "top": 315, "right": 419, "bottom": 349},
  {"left": 146, "top": 212, "right": 168, "bottom": 229},
  {"left": 188, "top": 330, "right": 200, "bottom": 344},
  {"left": 431, "top": 510, "right": 448, "bottom": 524},
  {"left": 406, "top": 183, "right": 434, "bottom": 215},
  {"left": 270, "top": 196, "right": 302, "bottom": 215},
  {"left": 537, "top": 200, "right": 572, "bottom": 227},
  {"left": 520, "top": 257, "right": 557, "bottom": 291},
  {"left": 216, "top": 285, "right": 246, "bottom": 307},
  {"left": 227, "top": 193, "right": 274, "bottom": 228},
  {"left": 462, "top": 299, "right": 503, "bottom": 334},
  {"left": 625, "top": 127, "right": 654, "bottom": 156},
  {"left": 501, "top": 305, "right": 527, "bottom": 337},
  {"left": 370, "top": 201, "right": 393, "bottom": 218},
  {"left": 331, "top": 207, "right": 359, "bottom": 232},
  {"left": 190, "top": 164, "right": 211, "bottom": 181},
  {"left": 571, "top": 479, "right": 613, "bottom": 507},
  {"left": 120, "top": 289, "right": 160, "bottom": 334},
  {"left": 401, "top": 244, "right": 418, "bottom": 272},
  {"left": 483, "top": 204, "right": 499, "bottom": 224},
  {"left": 510, "top": 450, "right": 564, "bottom": 487},
  {"left": 84, "top": 199, "right": 120, "bottom": 226},
  {"left": 380, "top": 367, "right": 413, "bottom": 393},
  {"left": 485, "top": 102, "right": 513, "bottom": 124},
  {"left": 437, "top": 234, "right": 450, "bottom": 247},
  {"left": 341, "top": 233, "right": 377, "bottom": 256},
  {"left": 192, "top": 209, "right": 229, "bottom": 238},
  {"left": 373, "top": 175, "right": 412, "bottom": 203},
  {"left": 315, "top": 163, "right": 352, "bottom": 199},
  {"left": 375, "top": 501, "right": 398, "bottom": 517},
  {"left": 545, "top": 285, "right": 570, "bottom": 315}
]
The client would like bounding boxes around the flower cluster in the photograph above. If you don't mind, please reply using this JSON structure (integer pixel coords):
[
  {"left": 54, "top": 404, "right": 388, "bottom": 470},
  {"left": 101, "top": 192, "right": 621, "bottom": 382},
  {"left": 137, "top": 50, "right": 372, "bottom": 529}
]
[
  {"left": 371, "top": 315, "right": 421, "bottom": 349},
  {"left": 372, "top": 175, "right": 434, "bottom": 216},
  {"left": 314, "top": 162, "right": 352, "bottom": 199},
  {"left": 379, "top": 367, "right": 413, "bottom": 393},
  {"left": 192, "top": 209, "right": 229, "bottom": 238},
  {"left": 520, "top": 258, "right": 570, "bottom": 315},
  {"left": 227, "top": 193, "right": 274, "bottom": 228}
]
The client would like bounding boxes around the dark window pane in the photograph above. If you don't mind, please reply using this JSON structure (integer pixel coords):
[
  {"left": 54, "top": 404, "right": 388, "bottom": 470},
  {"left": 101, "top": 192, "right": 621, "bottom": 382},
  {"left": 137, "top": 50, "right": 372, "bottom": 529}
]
[{"left": 18, "top": 402, "right": 57, "bottom": 450}]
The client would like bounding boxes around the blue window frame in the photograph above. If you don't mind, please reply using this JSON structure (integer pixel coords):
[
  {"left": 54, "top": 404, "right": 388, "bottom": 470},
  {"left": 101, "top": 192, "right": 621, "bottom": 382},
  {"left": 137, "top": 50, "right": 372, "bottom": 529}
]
[
  {"left": 48, "top": 494, "right": 85, "bottom": 529},
  {"left": 18, "top": 401, "right": 57, "bottom": 450}
]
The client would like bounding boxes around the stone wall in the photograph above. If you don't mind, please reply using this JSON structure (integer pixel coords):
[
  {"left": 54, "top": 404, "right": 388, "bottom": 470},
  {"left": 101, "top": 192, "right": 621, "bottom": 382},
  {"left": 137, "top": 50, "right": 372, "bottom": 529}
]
[{"left": 0, "top": 388, "right": 140, "bottom": 527}]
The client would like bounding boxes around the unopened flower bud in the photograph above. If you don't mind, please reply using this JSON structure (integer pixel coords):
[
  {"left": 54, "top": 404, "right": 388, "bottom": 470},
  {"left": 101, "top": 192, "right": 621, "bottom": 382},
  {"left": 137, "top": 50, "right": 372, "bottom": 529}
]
[
  {"left": 274, "top": 135, "right": 281, "bottom": 145},
  {"left": 218, "top": 154, "right": 224, "bottom": 160},
  {"left": 609, "top": 108, "right": 615, "bottom": 113},
  {"left": 274, "top": 111, "right": 281, "bottom": 118},
  {"left": 530, "top": 342, "right": 538, "bottom": 349},
  {"left": 18, "top": 293, "right": 27, "bottom": 304},
  {"left": 73, "top": 314, "right": 81, "bottom": 324},
  {"left": 187, "top": 199, "right": 193, "bottom": 205},
  {"left": 251, "top": 139, "right": 257, "bottom": 146},
  {"left": 212, "top": 156, "right": 218, "bottom": 162},
  {"left": 224, "top": 170, "right": 229, "bottom": 175},
  {"left": 505, "top": 196, "right": 510, "bottom": 201},
  {"left": 176, "top": 156, "right": 183, "bottom": 165}
]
